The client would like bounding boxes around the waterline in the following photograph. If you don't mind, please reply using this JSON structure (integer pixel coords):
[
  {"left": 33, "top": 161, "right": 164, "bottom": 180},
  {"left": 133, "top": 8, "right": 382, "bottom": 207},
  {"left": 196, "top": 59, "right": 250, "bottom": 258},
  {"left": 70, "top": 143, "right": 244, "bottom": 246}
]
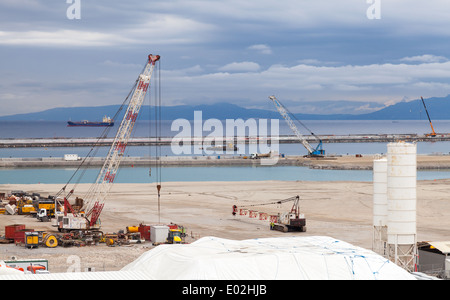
[{"left": 0, "top": 165, "right": 448, "bottom": 185}]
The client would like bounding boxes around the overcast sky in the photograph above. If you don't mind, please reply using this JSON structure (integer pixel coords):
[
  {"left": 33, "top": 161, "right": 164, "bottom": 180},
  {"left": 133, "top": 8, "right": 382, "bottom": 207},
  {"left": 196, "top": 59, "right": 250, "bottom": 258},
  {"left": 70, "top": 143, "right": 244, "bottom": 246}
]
[{"left": 1, "top": 0, "right": 450, "bottom": 116}]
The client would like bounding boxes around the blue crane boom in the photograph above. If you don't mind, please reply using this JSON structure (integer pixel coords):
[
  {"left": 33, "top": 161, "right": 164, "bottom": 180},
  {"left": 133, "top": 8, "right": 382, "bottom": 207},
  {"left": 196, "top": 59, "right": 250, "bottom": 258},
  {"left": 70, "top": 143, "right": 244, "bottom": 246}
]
[{"left": 269, "top": 95, "right": 325, "bottom": 157}]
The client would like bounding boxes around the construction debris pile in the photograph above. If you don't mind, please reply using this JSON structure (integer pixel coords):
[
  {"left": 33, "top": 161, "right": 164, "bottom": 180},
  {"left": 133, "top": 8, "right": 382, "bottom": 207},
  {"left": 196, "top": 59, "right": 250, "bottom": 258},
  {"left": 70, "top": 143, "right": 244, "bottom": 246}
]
[
  {"left": 0, "top": 190, "right": 56, "bottom": 219},
  {"left": 0, "top": 189, "right": 188, "bottom": 250},
  {"left": 0, "top": 222, "right": 188, "bottom": 249}
]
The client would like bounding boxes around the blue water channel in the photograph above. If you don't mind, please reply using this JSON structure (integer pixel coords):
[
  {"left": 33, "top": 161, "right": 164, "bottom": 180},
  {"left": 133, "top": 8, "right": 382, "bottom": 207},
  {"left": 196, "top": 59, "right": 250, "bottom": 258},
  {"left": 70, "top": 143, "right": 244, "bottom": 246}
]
[
  {"left": 0, "top": 165, "right": 449, "bottom": 184},
  {"left": 1, "top": 120, "right": 450, "bottom": 184}
]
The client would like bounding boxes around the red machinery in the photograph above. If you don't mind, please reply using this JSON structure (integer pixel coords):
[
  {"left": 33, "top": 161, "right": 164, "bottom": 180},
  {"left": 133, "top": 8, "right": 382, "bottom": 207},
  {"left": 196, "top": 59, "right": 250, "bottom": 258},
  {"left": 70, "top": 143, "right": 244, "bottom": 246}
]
[{"left": 233, "top": 195, "right": 306, "bottom": 232}]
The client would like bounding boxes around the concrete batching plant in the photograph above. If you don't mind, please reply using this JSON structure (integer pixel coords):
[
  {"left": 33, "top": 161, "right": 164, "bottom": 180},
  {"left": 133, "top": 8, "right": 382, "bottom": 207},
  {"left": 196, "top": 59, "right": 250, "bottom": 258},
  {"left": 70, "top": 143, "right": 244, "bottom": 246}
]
[{"left": 373, "top": 142, "right": 417, "bottom": 272}]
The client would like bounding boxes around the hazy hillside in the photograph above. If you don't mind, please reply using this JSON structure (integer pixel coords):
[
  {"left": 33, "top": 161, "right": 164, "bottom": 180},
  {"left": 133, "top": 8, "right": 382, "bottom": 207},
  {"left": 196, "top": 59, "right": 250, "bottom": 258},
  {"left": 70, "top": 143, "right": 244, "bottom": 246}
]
[
  {"left": 0, "top": 95, "right": 448, "bottom": 121},
  {"left": 356, "top": 95, "right": 450, "bottom": 120}
]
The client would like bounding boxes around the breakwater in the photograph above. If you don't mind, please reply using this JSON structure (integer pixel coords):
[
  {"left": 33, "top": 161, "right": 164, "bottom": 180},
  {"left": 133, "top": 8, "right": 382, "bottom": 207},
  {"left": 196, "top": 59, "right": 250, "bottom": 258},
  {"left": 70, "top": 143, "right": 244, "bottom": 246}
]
[
  {"left": 1, "top": 133, "right": 449, "bottom": 148},
  {"left": 0, "top": 155, "right": 301, "bottom": 168},
  {"left": 2, "top": 154, "right": 450, "bottom": 170}
]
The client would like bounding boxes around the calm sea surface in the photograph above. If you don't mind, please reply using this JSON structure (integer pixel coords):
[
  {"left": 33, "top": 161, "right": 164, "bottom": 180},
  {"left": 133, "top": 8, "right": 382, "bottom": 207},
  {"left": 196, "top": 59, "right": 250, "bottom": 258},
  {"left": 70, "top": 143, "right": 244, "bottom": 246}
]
[
  {"left": 0, "top": 120, "right": 449, "bottom": 184},
  {"left": 2, "top": 119, "right": 450, "bottom": 138},
  {"left": 0, "top": 166, "right": 448, "bottom": 185}
]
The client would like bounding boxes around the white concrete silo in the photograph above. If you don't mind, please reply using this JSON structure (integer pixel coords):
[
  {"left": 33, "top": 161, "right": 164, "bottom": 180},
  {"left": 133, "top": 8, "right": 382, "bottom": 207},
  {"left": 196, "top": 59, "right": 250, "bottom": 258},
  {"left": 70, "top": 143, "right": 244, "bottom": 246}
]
[
  {"left": 372, "top": 157, "right": 387, "bottom": 256},
  {"left": 386, "top": 142, "right": 417, "bottom": 271}
]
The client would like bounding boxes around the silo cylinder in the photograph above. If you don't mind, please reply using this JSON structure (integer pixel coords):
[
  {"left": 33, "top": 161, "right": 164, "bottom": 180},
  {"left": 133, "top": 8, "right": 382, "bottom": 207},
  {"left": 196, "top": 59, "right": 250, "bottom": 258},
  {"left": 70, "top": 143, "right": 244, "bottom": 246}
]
[
  {"left": 387, "top": 142, "right": 417, "bottom": 245},
  {"left": 373, "top": 158, "right": 387, "bottom": 227}
]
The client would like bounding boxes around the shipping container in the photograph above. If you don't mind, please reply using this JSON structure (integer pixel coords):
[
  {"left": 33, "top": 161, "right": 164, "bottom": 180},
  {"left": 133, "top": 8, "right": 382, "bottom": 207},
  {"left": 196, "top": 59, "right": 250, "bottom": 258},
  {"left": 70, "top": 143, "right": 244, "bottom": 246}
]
[
  {"left": 14, "top": 229, "right": 34, "bottom": 244},
  {"left": 138, "top": 224, "right": 151, "bottom": 241},
  {"left": 5, "top": 224, "right": 25, "bottom": 240}
]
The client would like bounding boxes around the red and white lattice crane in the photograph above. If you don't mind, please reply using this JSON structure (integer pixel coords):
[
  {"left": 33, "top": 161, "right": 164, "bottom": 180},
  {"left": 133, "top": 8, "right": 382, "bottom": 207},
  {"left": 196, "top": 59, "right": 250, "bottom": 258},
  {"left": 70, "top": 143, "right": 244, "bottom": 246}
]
[{"left": 57, "top": 54, "right": 160, "bottom": 231}]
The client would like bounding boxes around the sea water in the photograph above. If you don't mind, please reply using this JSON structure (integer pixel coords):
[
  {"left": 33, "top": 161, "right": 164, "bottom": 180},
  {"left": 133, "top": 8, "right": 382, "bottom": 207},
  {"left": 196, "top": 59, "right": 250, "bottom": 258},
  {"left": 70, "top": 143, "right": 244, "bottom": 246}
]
[
  {"left": 2, "top": 119, "right": 450, "bottom": 157},
  {"left": 0, "top": 165, "right": 449, "bottom": 184},
  {"left": 0, "top": 120, "right": 449, "bottom": 184},
  {"left": 2, "top": 119, "right": 450, "bottom": 138}
]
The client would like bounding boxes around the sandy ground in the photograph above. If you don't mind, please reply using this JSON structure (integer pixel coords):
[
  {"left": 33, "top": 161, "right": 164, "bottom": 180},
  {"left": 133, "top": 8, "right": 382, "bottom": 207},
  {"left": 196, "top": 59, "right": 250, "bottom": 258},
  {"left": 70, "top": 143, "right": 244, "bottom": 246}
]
[
  {"left": 297, "top": 154, "right": 450, "bottom": 169},
  {"left": 1, "top": 177, "right": 450, "bottom": 273}
]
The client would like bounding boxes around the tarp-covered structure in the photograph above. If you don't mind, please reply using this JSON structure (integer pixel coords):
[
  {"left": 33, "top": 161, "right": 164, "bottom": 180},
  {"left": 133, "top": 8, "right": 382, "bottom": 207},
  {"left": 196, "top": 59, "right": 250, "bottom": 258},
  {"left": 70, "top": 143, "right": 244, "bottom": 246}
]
[
  {"left": 122, "top": 236, "right": 415, "bottom": 280},
  {"left": 0, "top": 236, "right": 416, "bottom": 280}
]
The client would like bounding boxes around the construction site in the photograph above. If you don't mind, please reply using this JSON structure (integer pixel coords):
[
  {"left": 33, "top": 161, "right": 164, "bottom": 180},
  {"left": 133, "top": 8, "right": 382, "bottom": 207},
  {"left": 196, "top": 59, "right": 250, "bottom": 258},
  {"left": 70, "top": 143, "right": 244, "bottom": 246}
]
[
  {"left": 1, "top": 174, "right": 450, "bottom": 279},
  {"left": 0, "top": 54, "right": 449, "bottom": 280}
]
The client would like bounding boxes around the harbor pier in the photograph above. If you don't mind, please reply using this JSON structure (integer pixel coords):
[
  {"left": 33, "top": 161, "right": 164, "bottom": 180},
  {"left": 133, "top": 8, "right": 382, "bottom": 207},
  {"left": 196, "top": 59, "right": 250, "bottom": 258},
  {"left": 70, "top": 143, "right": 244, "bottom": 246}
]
[{"left": 0, "top": 133, "right": 449, "bottom": 148}]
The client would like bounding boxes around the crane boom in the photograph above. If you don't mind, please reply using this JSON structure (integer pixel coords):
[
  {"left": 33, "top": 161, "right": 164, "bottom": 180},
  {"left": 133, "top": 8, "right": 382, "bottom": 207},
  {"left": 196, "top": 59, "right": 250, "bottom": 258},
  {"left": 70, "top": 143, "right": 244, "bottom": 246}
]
[
  {"left": 268, "top": 95, "right": 324, "bottom": 157},
  {"left": 232, "top": 195, "right": 306, "bottom": 232},
  {"left": 421, "top": 96, "right": 437, "bottom": 137},
  {"left": 83, "top": 54, "right": 160, "bottom": 227}
]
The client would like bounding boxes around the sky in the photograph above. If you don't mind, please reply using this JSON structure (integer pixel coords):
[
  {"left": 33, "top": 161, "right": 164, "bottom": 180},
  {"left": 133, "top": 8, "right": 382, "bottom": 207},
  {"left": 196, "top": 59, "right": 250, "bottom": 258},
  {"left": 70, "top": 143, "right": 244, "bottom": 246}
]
[{"left": 1, "top": 0, "right": 450, "bottom": 116}]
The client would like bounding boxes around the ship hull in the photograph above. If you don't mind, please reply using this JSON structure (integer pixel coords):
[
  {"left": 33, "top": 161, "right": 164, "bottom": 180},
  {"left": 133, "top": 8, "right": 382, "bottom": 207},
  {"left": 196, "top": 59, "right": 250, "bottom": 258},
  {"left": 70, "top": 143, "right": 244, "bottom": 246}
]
[{"left": 67, "top": 121, "right": 114, "bottom": 127}]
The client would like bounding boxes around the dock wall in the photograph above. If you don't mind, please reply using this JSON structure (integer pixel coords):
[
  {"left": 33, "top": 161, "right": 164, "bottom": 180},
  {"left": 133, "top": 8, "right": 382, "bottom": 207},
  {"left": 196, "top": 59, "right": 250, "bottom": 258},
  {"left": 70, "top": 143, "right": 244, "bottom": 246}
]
[
  {"left": 2, "top": 154, "right": 450, "bottom": 170},
  {"left": 1, "top": 133, "right": 450, "bottom": 148},
  {"left": 0, "top": 156, "right": 302, "bottom": 168}
]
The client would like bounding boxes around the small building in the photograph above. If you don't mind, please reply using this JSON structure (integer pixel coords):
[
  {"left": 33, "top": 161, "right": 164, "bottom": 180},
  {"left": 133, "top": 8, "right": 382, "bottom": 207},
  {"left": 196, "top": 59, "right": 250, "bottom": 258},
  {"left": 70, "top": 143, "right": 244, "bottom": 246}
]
[
  {"left": 64, "top": 154, "right": 79, "bottom": 161},
  {"left": 417, "top": 241, "right": 450, "bottom": 279},
  {"left": 150, "top": 225, "right": 169, "bottom": 244}
]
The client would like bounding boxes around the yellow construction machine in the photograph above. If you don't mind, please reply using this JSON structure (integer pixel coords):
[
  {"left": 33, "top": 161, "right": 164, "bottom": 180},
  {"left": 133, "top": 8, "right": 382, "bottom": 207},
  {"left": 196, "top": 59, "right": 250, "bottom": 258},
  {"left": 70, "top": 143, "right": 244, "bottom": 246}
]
[
  {"left": 17, "top": 198, "right": 35, "bottom": 215},
  {"left": 166, "top": 229, "right": 182, "bottom": 244},
  {"left": 24, "top": 232, "right": 58, "bottom": 249}
]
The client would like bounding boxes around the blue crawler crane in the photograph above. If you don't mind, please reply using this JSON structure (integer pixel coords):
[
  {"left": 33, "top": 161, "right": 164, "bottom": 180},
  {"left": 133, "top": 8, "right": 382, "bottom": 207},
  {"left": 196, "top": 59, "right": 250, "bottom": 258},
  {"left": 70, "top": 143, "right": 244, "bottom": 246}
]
[{"left": 269, "top": 95, "right": 325, "bottom": 157}]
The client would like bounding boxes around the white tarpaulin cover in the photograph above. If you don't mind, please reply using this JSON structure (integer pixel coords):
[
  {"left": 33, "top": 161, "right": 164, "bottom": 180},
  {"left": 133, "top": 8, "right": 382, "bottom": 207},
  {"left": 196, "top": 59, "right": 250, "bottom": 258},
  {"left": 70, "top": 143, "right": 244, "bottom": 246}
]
[
  {"left": 121, "top": 235, "right": 416, "bottom": 280},
  {"left": 0, "top": 236, "right": 417, "bottom": 280}
]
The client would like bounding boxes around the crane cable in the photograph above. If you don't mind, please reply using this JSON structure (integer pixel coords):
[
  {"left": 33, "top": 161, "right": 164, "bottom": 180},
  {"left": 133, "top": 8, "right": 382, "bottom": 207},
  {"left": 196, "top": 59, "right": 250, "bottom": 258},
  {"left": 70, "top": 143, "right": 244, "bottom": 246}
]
[
  {"left": 238, "top": 195, "right": 299, "bottom": 209},
  {"left": 275, "top": 97, "right": 320, "bottom": 142},
  {"left": 154, "top": 59, "right": 162, "bottom": 223},
  {"left": 81, "top": 68, "right": 144, "bottom": 208},
  {"left": 55, "top": 73, "right": 142, "bottom": 202}
]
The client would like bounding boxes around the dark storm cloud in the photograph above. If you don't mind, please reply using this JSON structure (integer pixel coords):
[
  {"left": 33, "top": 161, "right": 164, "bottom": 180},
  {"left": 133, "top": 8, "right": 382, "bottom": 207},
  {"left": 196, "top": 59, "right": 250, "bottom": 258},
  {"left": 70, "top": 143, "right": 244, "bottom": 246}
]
[{"left": 1, "top": 0, "right": 450, "bottom": 116}]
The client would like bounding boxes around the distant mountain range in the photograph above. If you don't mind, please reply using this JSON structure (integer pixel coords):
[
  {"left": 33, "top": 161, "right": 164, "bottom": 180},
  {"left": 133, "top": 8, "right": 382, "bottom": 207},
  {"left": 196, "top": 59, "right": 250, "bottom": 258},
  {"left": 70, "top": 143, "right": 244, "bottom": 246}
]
[{"left": 1, "top": 95, "right": 449, "bottom": 121}]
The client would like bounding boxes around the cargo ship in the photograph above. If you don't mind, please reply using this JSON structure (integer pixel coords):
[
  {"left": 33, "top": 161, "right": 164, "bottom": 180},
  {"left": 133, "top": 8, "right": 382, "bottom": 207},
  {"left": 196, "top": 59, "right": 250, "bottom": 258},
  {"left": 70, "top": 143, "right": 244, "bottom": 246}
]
[{"left": 67, "top": 116, "right": 114, "bottom": 127}]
